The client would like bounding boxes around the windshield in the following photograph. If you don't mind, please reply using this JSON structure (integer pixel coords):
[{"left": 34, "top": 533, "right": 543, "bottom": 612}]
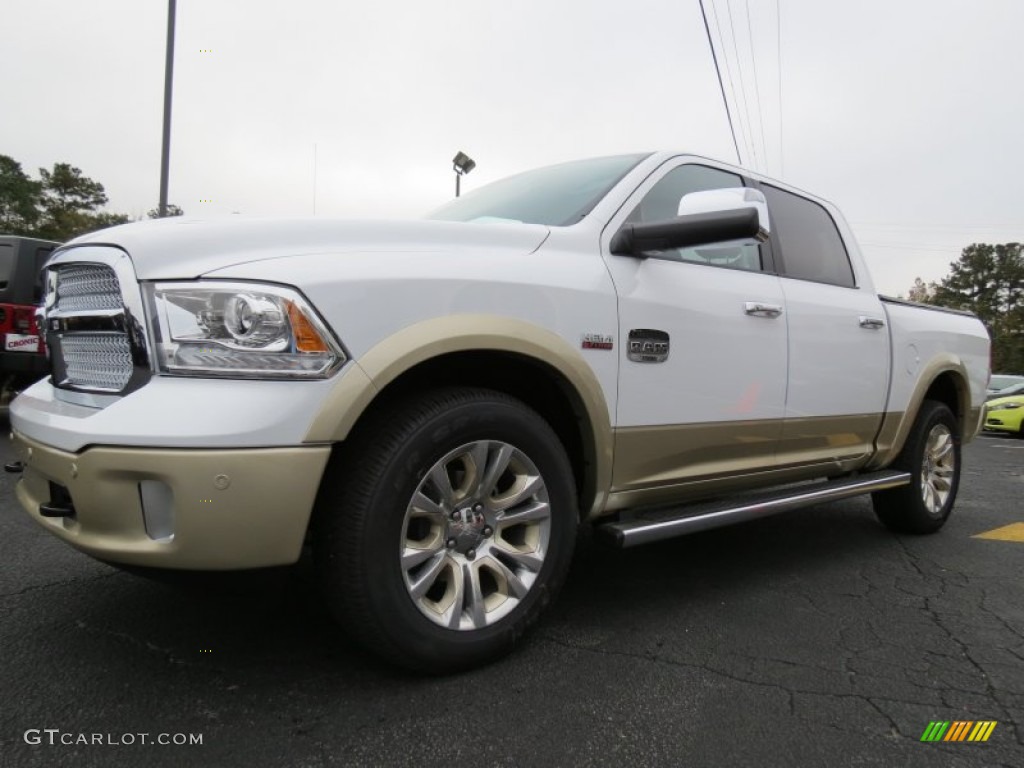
[{"left": 428, "top": 153, "right": 650, "bottom": 226}]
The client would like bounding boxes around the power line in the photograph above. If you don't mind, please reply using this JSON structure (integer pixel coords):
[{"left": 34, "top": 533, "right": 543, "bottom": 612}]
[
  {"left": 724, "top": 0, "right": 758, "bottom": 170},
  {"left": 745, "top": 0, "right": 770, "bottom": 173},
  {"left": 708, "top": 0, "right": 751, "bottom": 167},
  {"left": 852, "top": 221, "right": 1024, "bottom": 234},
  {"left": 859, "top": 242, "right": 966, "bottom": 253},
  {"left": 708, "top": 0, "right": 746, "bottom": 165},
  {"left": 777, "top": 0, "right": 783, "bottom": 176},
  {"left": 705, "top": 0, "right": 745, "bottom": 165},
  {"left": 698, "top": 0, "right": 742, "bottom": 164}
]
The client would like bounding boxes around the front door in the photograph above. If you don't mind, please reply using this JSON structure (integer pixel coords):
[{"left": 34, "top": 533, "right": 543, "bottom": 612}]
[{"left": 601, "top": 161, "right": 789, "bottom": 498}]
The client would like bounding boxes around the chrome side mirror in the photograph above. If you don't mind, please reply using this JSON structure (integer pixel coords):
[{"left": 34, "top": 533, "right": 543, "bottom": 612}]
[{"left": 677, "top": 188, "right": 770, "bottom": 243}]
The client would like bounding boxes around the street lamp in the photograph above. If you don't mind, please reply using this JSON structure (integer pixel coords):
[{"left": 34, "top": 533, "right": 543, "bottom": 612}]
[{"left": 452, "top": 151, "right": 476, "bottom": 197}]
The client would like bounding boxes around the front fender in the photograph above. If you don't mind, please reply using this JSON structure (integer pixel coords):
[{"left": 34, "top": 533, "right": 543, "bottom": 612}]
[{"left": 303, "top": 314, "right": 614, "bottom": 517}]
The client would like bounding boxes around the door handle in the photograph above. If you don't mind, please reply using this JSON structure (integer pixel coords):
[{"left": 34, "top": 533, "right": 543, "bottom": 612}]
[
  {"left": 744, "top": 302, "right": 783, "bottom": 318},
  {"left": 859, "top": 316, "right": 886, "bottom": 329}
]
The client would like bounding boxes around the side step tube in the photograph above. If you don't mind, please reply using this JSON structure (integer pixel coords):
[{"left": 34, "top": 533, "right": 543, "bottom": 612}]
[{"left": 600, "top": 470, "right": 912, "bottom": 548}]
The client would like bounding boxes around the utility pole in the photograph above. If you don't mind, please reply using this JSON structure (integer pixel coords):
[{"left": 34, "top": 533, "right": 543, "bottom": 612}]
[{"left": 158, "top": 0, "right": 177, "bottom": 218}]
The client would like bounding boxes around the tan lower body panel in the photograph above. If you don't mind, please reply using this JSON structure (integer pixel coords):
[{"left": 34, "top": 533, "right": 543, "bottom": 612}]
[
  {"left": 13, "top": 432, "right": 330, "bottom": 570},
  {"left": 869, "top": 404, "right": 982, "bottom": 471},
  {"left": 605, "top": 414, "right": 881, "bottom": 513},
  {"left": 775, "top": 413, "right": 882, "bottom": 465},
  {"left": 867, "top": 359, "right": 976, "bottom": 469},
  {"left": 967, "top": 405, "right": 984, "bottom": 438},
  {"left": 611, "top": 419, "right": 782, "bottom": 492},
  {"left": 869, "top": 411, "right": 905, "bottom": 469}
]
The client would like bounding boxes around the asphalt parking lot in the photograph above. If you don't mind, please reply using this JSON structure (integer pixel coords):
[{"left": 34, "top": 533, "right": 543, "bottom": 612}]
[{"left": 1, "top": 427, "right": 1022, "bottom": 768}]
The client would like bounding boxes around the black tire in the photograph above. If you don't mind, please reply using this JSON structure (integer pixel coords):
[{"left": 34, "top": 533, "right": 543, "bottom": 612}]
[
  {"left": 313, "top": 387, "right": 577, "bottom": 673},
  {"left": 872, "top": 400, "right": 961, "bottom": 534}
]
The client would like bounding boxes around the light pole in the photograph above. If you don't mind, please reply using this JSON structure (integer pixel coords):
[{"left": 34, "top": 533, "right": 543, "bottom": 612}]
[
  {"left": 452, "top": 151, "right": 475, "bottom": 197},
  {"left": 158, "top": 0, "right": 177, "bottom": 218}
]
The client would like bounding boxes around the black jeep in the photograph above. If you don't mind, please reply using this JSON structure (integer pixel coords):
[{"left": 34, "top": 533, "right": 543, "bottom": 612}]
[{"left": 0, "top": 236, "right": 59, "bottom": 411}]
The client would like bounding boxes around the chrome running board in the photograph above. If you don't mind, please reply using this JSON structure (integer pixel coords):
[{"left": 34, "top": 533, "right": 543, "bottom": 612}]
[{"left": 599, "top": 470, "right": 912, "bottom": 548}]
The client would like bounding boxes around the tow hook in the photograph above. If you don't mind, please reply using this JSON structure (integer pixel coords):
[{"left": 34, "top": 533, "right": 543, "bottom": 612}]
[
  {"left": 39, "top": 501, "right": 76, "bottom": 518},
  {"left": 39, "top": 483, "right": 76, "bottom": 518}
]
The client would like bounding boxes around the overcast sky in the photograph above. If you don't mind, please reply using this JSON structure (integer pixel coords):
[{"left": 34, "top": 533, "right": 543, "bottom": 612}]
[{"left": 2, "top": 0, "right": 1022, "bottom": 294}]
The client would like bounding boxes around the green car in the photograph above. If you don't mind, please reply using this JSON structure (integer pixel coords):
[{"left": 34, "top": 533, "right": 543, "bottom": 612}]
[{"left": 985, "top": 395, "right": 1024, "bottom": 436}]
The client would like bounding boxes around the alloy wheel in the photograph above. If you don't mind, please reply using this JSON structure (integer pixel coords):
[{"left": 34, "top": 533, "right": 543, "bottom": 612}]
[{"left": 400, "top": 440, "right": 552, "bottom": 630}]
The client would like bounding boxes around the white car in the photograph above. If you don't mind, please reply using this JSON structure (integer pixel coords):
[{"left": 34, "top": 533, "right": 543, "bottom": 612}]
[
  {"left": 10, "top": 152, "right": 991, "bottom": 671},
  {"left": 987, "top": 374, "right": 1024, "bottom": 396}
]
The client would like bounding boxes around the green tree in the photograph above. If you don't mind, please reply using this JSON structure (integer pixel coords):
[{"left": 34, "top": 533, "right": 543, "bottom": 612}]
[
  {"left": 0, "top": 154, "right": 42, "bottom": 234},
  {"left": 0, "top": 156, "right": 131, "bottom": 240},
  {"left": 906, "top": 277, "right": 935, "bottom": 303},
  {"left": 33, "top": 162, "right": 130, "bottom": 240},
  {"left": 40, "top": 162, "right": 107, "bottom": 212},
  {"left": 89, "top": 211, "right": 132, "bottom": 229},
  {"left": 927, "top": 243, "right": 1024, "bottom": 373},
  {"left": 146, "top": 204, "right": 184, "bottom": 218}
]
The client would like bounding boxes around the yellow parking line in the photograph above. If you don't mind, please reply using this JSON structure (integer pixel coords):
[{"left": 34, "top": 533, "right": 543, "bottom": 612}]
[{"left": 973, "top": 523, "right": 1024, "bottom": 543}]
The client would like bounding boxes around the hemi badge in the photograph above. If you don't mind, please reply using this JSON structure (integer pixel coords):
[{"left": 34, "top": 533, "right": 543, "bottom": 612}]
[{"left": 581, "top": 333, "right": 614, "bottom": 351}]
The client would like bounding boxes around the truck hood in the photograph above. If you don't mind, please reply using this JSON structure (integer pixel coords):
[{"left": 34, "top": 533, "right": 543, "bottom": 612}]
[{"left": 63, "top": 217, "right": 551, "bottom": 280}]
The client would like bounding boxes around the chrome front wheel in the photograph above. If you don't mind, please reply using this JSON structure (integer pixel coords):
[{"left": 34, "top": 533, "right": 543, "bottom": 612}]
[
  {"left": 315, "top": 388, "right": 576, "bottom": 673},
  {"left": 401, "top": 440, "right": 552, "bottom": 630}
]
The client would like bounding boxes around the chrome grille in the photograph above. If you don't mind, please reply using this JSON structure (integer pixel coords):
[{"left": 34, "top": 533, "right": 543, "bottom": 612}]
[
  {"left": 59, "top": 334, "right": 134, "bottom": 390},
  {"left": 54, "top": 264, "right": 123, "bottom": 312},
  {"left": 45, "top": 254, "right": 148, "bottom": 396}
]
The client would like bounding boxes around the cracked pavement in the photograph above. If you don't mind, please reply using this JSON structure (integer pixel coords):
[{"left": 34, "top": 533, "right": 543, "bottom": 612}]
[{"left": 1, "top": 427, "right": 1022, "bottom": 767}]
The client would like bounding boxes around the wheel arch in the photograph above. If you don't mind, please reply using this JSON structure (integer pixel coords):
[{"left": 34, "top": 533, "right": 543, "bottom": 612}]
[
  {"left": 304, "top": 315, "right": 614, "bottom": 518},
  {"left": 869, "top": 355, "right": 977, "bottom": 469}
]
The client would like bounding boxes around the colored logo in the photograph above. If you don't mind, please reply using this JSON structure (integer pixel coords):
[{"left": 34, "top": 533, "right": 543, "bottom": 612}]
[
  {"left": 581, "top": 333, "right": 614, "bottom": 351},
  {"left": 920, "top": 721, "right": 997, "bottom": 742}
]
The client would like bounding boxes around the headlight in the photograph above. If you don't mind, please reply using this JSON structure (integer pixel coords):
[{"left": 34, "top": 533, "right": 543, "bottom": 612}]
[
  {"left": 145, "top": 281, "right": 345, "bottom": 379},
  {"left": 988, "top": 402, "right": 1022, "bottom": 412}
]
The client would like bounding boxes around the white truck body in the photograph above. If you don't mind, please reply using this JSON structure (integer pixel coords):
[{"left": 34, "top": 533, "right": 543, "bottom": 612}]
[{"left": 9, "top": 151, "right": 991, "bottom": 671}]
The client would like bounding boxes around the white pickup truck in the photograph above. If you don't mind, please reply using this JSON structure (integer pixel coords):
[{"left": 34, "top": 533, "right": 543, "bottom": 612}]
[{"left": 9, "top": 152, "right": 990, "bottom": 672}]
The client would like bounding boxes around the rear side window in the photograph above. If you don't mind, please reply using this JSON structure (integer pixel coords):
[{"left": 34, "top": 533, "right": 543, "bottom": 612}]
[{"left": 762, "top": 185, "right": 855, "bottom": 288}]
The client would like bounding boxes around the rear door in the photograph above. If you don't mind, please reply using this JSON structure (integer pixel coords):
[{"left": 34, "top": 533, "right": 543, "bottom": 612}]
[
  {"left": 601, "top": 160, "right": 789, "bottom": 496},
  {"left": 759, "top": 184, "right": 889, "bottom": 466}
]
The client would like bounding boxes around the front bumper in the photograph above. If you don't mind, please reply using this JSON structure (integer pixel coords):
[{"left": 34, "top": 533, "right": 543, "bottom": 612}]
[
  {"left": 984, "top": 414, "right": 1021, "bottom": 434},
  {"left": 12, "top": 431, "right": 331, "bottom": 570}
]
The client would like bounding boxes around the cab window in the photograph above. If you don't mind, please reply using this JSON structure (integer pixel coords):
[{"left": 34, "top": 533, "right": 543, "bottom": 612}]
[{"left": 626, "top": 164, "right": 763, "bottom": 272}]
